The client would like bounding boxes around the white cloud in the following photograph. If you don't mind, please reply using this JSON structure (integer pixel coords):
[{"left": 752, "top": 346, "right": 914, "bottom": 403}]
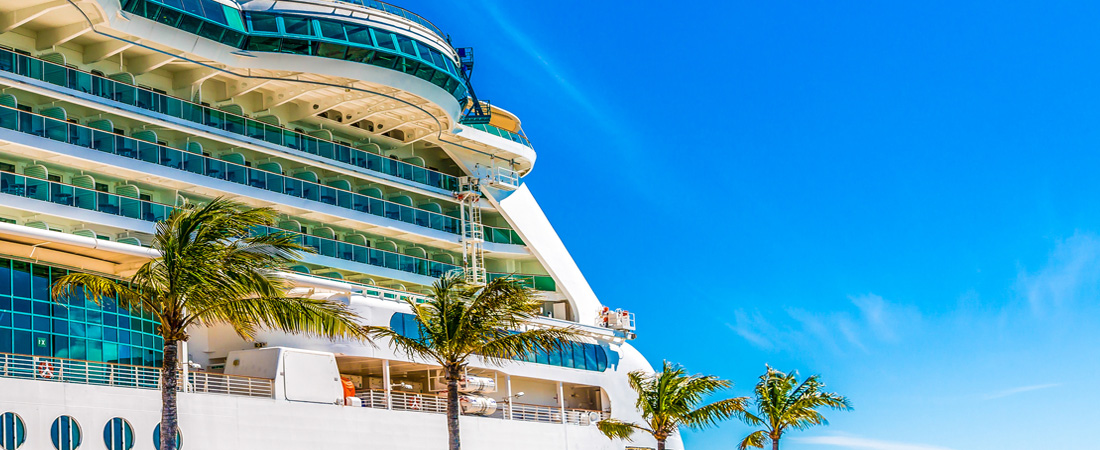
[
  {"left": 984, "top": 383, "right": 1061, "bottom": 400},
  {"left": 794, "top": 435, "right": 956, "bottom": 450},
  {"left": 727, "top": 294, "right": 919, "bottom": 354},
  {"left": 726, "top": 310, "right": 778, "bottom": 350},
  {"left": 1016, "top": 233, "right": 1100, "bottom": 315}
]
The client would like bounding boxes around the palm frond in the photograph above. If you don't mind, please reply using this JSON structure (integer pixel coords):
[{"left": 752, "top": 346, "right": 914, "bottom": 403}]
[
  {"left": 596, "top": 419, "right": 649, "bottom": 441},
  {"left": 738, "top": 430, "right": 769, "bottom": 450},
  {"left": 186, "top": 295, "right": 368, "bottom": 341},
  {"left": 683, "top": 396, "right": 749, "bottom": 429}
]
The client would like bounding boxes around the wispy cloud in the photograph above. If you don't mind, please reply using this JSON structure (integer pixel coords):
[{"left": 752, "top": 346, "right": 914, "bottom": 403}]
[
  {"left": 794, "top": 435, "right": 956, "bottom": 450},
  {"left": 984, "top": 383, "right": 1061, "bottom": 400},
  {"left": 1016, "top": 233, "right": 1100, "bottom": 316},
  {"left": 727, "top": 294, "right": 919, "bottom": 354}
]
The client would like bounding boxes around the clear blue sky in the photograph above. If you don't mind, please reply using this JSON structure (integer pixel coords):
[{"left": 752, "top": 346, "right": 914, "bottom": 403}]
[{"left": 407, "top": 1, "right": 1100, "bottom": 449}]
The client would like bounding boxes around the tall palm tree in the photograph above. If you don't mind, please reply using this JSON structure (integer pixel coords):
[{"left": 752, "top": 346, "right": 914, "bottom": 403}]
[
  {"left": 367, "top": 273, "right": 576, "bottom": 450},
  {"left": 51, "top": 198, "right": 368, "bottom": 450},
  {"left": 738, "top": 366, "right": 852, "bottom": 450},
  {"left": 597, "top": 361, "right": 748, "bottom": 450}
]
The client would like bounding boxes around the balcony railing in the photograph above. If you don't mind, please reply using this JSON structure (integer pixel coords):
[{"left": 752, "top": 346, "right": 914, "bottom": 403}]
[
  {"left": 0, "top": 102, "right": 526, "bottom": 245},
  {"left": 0, "top": 47, "right": 462, "bottom": 192},
  {"left": 0, "top": 168, "right": 553, "bottom": 290},
  {"left": 0, "top": 352, "right": 274, "bottom": 398},
  {"left": 353, "top": 389, "right": 606, "bottom": 426}
]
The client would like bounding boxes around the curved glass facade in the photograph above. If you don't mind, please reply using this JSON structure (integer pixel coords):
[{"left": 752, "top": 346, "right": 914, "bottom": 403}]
[
  {"left": 0, "top": 259, "right": 164, "bottom": 367},
  {"left": 389, "top": 313, "right": 607, "bottom": 371},
  {"left": 119, "top": 0, "right": 468, "bottom": 101}
]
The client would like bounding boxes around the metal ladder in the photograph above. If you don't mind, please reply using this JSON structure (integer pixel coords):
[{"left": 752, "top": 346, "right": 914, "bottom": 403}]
[{"left": 456, "top": 177, "right": 486, "bottom": 285}]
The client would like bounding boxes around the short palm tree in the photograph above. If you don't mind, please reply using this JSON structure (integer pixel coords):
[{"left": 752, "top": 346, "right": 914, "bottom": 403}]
[
  {"left": 738, "top": 366, "right": 852, "bottom": 450},
  {"left": 51, "top": 198, "right": 368, "bottom": 450},
  {"left": 597, "top": 361, "right": 748, "bottom": 450},
  {"left": 367, "top": 273, "right": 576, "bottom": 450}
]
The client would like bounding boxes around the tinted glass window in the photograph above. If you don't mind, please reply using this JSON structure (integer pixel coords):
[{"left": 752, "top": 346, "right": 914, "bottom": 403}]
[
  {"left": 199, "top": 0, "right": 226, "bottom": 24},
  {"left": 317, "top": 20, "right": 345, "bottom": 40},
  {"left": 345, "top": 25, "right": 371, "bottom": 45},
  {"left": 396, "top": 36, "right": 416, "bottom": 56},
  {"left": 103, "top": 418, "right": 134, "bottom": 450},
  {"left": 51, "top": 415, "right": 82, "bottom": 450},
  {"left": 249, "top": 13, "right": 279, "bottom": 33},
  {"left": 282, "top": 16, "right": 312, "bottom": 36},
  {"left": 371, "top": 29, "right": 396, "bottom": 50},
  {"left": 0, "top": 412, "right": 27, "bottom": 450},
  {"left": 179, "top": 0, "right": 204, "bottom": 16}
]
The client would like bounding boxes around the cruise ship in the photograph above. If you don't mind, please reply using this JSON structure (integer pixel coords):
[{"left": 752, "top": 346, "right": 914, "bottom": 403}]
[{"left": 0, "top": 0, "right": 682, "bottom": 449}]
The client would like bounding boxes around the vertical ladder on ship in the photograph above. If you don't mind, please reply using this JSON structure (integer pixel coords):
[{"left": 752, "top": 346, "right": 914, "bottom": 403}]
[{"left": 456, "top": 177, "right": 486, "bottom": 285}]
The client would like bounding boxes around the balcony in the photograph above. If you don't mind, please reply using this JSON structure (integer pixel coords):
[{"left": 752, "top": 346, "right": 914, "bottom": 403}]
[
  {"left": 0, "top": 102, "right": 526, "bottom": 245},
  {"left": 0, "top": 47, "right": 462, "bottom": 192}
]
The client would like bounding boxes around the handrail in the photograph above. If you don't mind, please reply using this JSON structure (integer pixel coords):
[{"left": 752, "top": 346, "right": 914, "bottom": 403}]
[
  {"left": 0, "top": 47, "right": 461, "bottom": 192},
  {"left": 0, "top": 351, "right": 274, "bottom": 398},
  {"left": 0, "top": 101, "right": 525, "bottom": 245},
  {"left": 0, "top": 166, "right": 551, "bottom": 289},
  {"left": 354, "top": 389, "right": 605, "bottom": 426}
]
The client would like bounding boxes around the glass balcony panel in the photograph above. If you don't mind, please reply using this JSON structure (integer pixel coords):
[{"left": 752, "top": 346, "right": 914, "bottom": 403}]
[
  {"left": 182, "top": 150, "right": 204, "bottom": 175},
  {"left": 91, "top": 130, "right": 115, "bottom": 153},
  {"left": 222, "top": 161, "right": 243, "bottom": 183},
  {"left": 49, "top": 184, "right": 75, "bottom": 206},
  {"left": 96, "top": 193, "right": 120, "bottom": 215},
  {"left": 284, "top": 178, "right": 303, "bottom": 198},
  {"left": 246, "top": 168, "right": 266, "bottom": 189},
  {"left": 319, "top": 186, "right": 337, "bottom": 205},
  {"left": 265, "top": 172, "right": 283, "bottom": 194},
  {"left": 25, "top": 178, "right": 48, "bottom": 201},
  {"left": 74, "top": 187, "right": 96, "bottom": 210}
]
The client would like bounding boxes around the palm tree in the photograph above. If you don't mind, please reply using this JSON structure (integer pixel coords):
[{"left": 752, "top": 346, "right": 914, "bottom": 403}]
[
  {"left": 738, "top": 366, "right": 852, "bottom": 450},
  {"left": 597, "top": 361, "right": 748, "bottom": 450},
  {"left": 51, "top": 198, "right": 368, "bottom": 450},
  {"left": 367, "top": 273, "right": 576, "bottom": 450}
]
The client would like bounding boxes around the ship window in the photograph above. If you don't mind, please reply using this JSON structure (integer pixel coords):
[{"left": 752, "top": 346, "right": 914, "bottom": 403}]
[
  {"left": 317, "top": 19, "right": 345, "bottom": 40},
  {"left": 0, "top": 412, "right": 26, "bottom": 450},
  {"left": 396, "top": 36, "right": 417, "bottom": 56},
  {"left": 199, "top": 0, "right": 227, "bottom": 25},
  {"left": 51, "top": 416, "right": 82, "bottom": 450},
  {"left": 103, "top": 418, "right": 134, "bottom": 450},
  {"left": 153, "top": 424, "right": 183, "bottom": 450},
  {"left": 371, "top": 28, "right": 397, "bottom": 50},
  {"left": 179, "top": 0, "right": 203, "bottom": 17},
  {"left": 249, "top": 13, "right": 279, "bottom": 33},
  {"left": 282, "top": 16, "right": 313, "bottom": 36},
  {"left": 345, "top": 25, "right": 372, "bottom": 45}
]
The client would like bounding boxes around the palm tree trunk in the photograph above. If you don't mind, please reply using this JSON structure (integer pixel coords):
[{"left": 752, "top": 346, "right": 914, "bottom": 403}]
[
  {"left": 772, "top": 435, "right": 780, "bottom": 450},
  {"left": 161, "top": 340, "right": 179, "bottom": 450},
  {"left": 657, "top": 438, "right": 666, "bottom": 450},
  {"left": 446, "top": 367, "right": 461, "bottom": 450}
]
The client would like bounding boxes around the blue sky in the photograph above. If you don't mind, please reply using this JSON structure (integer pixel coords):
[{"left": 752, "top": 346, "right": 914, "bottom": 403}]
[{"left": 406, "top": 1, "right": 1100, "bottom": 449}]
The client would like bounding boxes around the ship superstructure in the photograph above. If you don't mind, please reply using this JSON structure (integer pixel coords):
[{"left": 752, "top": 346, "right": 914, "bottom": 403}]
[{"left": 0, "top": 0, "right": 678, "bottom": 448}]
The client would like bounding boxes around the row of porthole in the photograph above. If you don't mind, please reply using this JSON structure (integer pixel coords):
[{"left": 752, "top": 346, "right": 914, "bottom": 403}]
[{"left": 0, "top": 412, "right": 181, "bottom": 450}]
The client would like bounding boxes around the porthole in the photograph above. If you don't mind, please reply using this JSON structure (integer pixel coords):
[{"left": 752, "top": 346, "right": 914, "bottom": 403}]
[
  {"left": 0, "top": 412, "right": 26, "bottom": 450},
  {"left": 153, "top": 424, "right": 182, "bottom": 450},
  {"left": 51, "top": 416, "right": 82, "bottom": 450},
  {"left": 102, "top": 418, "right": 133, "bottom": 450}
]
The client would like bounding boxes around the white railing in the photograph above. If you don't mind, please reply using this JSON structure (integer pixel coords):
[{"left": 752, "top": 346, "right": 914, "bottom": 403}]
[
  {"left": 390, "top": 390, "right": 447, "bottom": 413},
  {"left": 186, "top": 371, "right": 275, "bottom": 398},
  {"left": 352, "top": 389, "right": 605, "bottom": 426},
  {"left": 355, "top": 390, "right": 388, "bottom": 409},
  {"left": 0, "top": 352, "right": 274, "bottom": 399}
]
